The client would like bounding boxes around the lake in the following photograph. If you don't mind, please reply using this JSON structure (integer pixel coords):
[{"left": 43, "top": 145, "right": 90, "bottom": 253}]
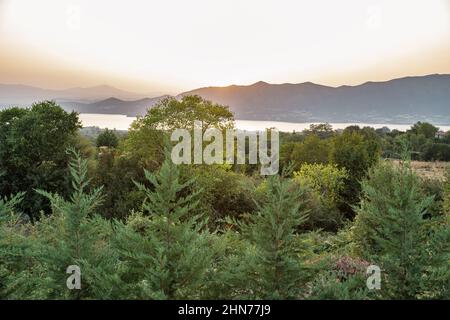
[{"left": 79, "top": 113, "right": 450, "bottom": 132}]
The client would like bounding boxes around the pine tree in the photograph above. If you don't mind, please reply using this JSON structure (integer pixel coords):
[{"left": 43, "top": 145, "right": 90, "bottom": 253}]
[
  {"left": 113, "top": 153, "right": 214, "bottom": 299},
  {"left": 353, "top": 160, "right": 449, "bottom": 299},
  {"left": 0, "top": 192, "right": 24, "bottom": 221},
  {"left": 0, "top": 192, "right": 29, "bottom": 298},
  {"left": 237, "top": 169, "right": 313, "bottom": 299},
  {"left": 35, "top": 149, "right": 122, "bottom": 299}
]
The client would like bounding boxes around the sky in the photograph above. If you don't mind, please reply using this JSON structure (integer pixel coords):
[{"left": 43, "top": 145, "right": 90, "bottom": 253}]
[{"left": 0, "top": 0, "right": 449, "bottom": 95}]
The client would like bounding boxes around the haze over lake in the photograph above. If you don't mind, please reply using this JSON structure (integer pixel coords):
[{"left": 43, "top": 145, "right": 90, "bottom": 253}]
[{"left": 79, "top": 113, "right": 450, "bottom": 132}]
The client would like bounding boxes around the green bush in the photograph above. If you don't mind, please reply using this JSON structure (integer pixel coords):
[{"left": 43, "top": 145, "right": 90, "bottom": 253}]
[
  {"left": 112, "top": 155, "right": 214, "bottom": 299},
  {"left": 182, "top": 165, "right": 257, "bottom": 228},
  {"left": 329, "top": 130, "right": 381, "bottom": 214},
  {"left": 290, "top": 135, "right": 330, "bottom": 170},
  {"left": 352, "top": 160, "right": 449, "bottom": 299},
  {"left": 234, "top": 172, "right": 314, "bottom": 299},
  {"left": 96, "top": 128, "right": 119, "bottom": 148},
  {"left": 0, "top": 102, "right": 81, "bottom": 219}
]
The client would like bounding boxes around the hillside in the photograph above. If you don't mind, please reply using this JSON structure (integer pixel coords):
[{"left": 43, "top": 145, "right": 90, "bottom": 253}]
[
  {"left": 59, "top": 96, "right": 169, "bottom": 117},
  {"left": 181, "top": 74, "right": 450, "bottom": 124},
  {"left": 1, "top": 74, "right": 449, "bottom": 123}
]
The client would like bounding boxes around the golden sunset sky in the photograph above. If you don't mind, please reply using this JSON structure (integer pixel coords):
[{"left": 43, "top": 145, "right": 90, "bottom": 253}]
[{"left": 0, "top": 0, "right": 449, "bottom": 95}]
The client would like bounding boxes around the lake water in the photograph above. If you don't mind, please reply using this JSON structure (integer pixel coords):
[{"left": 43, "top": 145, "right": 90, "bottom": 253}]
[{"left": 79, "top": 113, "right": 450, "bottom": 132}]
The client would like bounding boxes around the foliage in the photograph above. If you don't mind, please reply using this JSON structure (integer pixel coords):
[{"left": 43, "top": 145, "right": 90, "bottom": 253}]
[
  {"left": 0, "top": 101, "right": 448, "bottom": 300},
  {"left": 309, "top": 272, "right": 370, "bottom": 300},
  {"left": 181, "top": 165, "right": 257, "bottom": 228},
  {"left": 123, "top": 95, "right": 234, "bottom": 170},
  {"left": 294, "top": 163, "right": 348, "bottom": 210},
  {"left": 289, "top": 135, "right": 330, "bottom": 170},
  {"left": 93, "top": 148, "right": 146, "bottom": 220},
  {"left": 352, "top": 160, "right": 449, "bottom": 299},
  {"left": 235, "top": 170, "right": 313, "bottom": 299},
  {"left": 421, "top": 143, "right": 450, "bottom": 161},
  {"left": 419, "top": 177, "right": 445, "bottom": 217},
  {"left": 136, "top": 95, "right": 234, "bottom": 131},
  {"left": 96, "top": 128, "right": 119, "bottom": 148},
  {"left": 329, "top": 129, "right": 381, "bottom": 213},
  {"left": 302, "top": 123, "right": 334, "bottom": 139},
  {"left": 112, "top": 154, "right": 214, "bottom": 299},
  {"left": 1, "top": 150, "right": 122, "bottom": 299},
  {"left": 0, "top": 101, "right": 81, "bottom": 219},
  {"left": 293, "top": 163, "right": 348, "bottom": 231},
  {"left": 409, "top": 121, "right": 439, "bottom": 139}
]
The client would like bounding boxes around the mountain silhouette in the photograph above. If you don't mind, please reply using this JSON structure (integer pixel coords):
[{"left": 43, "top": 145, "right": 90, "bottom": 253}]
[
  {"left": 180, "top": 74, "right": 450, "bottom": 124},
  {"left": 1, "top": 74, "right": 449, "bottom": 124}
]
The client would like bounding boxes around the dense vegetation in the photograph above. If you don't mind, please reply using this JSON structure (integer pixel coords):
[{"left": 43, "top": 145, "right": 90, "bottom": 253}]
[{"left": 0, "top": 98, "right": 448, "bottom": 299}]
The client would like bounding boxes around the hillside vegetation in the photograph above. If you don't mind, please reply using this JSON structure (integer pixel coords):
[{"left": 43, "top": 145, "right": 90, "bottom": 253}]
[{"left": 0, "top": 98, "right": 448, "bottom": 300}]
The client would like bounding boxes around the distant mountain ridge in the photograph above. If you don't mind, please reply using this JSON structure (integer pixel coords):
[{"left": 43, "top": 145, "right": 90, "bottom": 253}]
[
  {"left": 1, "top": 74, "right": 449, "bottom": 124},
  {"left": 0, "top": 84, "right": 157, "bottom": 104},
  {"left": 180, "top": 74, "right": 450, "bottom": 124},
  {"left": 61, "top": 96, "right": 170, "bottom": 117}
]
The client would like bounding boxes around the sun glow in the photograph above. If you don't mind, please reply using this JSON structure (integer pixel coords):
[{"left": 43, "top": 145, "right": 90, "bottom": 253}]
[{"left": 0, "top": 0, "right": 449, "bottom": 93}]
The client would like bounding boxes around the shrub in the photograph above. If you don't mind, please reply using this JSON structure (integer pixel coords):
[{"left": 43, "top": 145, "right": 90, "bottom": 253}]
[
  {"left": 96, "top": 128, "right": 119, "bottom": 148},
  {"left": 329, "top": 130, "right": 381, "bottom": 214},
  {"left": 294, "top": 163, "right": 348, "bottom": 210},
  {"left": 182, "top": 165, "right": 257, "bottom": 228},
  {"left": 235, "top": 171, "right": 313, "bottom": 299},
  {"left": 352, "top": 160, "right": 449, "bottom": 299},
  {"left": 112, "top": 154, "right": 214, "bottom": 299},
  {"left": 290, "top": 135, "right": 330, "bottom": 170}
]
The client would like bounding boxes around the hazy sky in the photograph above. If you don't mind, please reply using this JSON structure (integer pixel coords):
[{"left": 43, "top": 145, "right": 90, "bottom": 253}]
[{"left": 0, "top": 0, "right": 449, "bottom": 95}]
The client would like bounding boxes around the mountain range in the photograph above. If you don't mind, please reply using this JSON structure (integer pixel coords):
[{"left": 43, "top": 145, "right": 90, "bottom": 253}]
[{"left": 1, "top": 74, "right": 449, "bottom": 124}]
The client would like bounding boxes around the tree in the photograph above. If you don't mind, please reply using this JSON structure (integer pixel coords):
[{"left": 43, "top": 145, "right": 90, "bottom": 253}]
[
  {"left": 441, "top": 131, "right": 450, "bottom": 144},
  {"left": 96, "top": 128, "right": 119, "bottom": 148},
  {"left": 1, "top": 150, "right": 121, "bottom": 299},
  {"left": 290, "top": 135, "right": 330, "bottom": 170},
  {"left": 329, "top": 130, "right": 381, "bottom": 213},
  {"left": 303, "top": 123, "right": 334, "bottom": 139},
  {"left": 123, "top": 95, "right": 234, "bottom": 169},
  {"left": 34, "top": 149, "right": 122, "bottom": 299},
  {"left": 294, "top": 163, "right": 348, "bottom": 209},
  {"left": 92, "top": 148, "right": 146, "bottom": 220},
  {"left": 181, "top": 165, "right": 256, "bottom": 229},
  {"left": 135, "top": 95, "right": 234, "bottom": 131},
  {"left": 236, "top": 170, "right": 313, "bottom": 299},
  {"left": 112, "top": 153, "right": 214, "bottom": 299},
  {"left": 353, "top": 160, "right": 449, "bottom": 299},
  {"left": 409, "top": 122, "right": 439, "bottom": 139},
  {"left": 294, "top": 163, "right": 348, "bottom": 230},
  {"left": 0, "top": 101, "right": 81, "bottom": 219},
  {"left": 421, "top": 143, "right": 450, "bottom": 161},
  {"left": 0, "top": 192, "right": 39, "bottom": 299}
]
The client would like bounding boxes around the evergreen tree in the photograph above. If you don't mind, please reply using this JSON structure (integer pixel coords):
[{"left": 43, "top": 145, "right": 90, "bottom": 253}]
[
  {"left": 0, "top": 192, "right": 24, "bottom": 221},
  {"left": 0, "top": 192, "right": 28, "bottom": 298},
  {"left": 353, "top": 160, "right": 449, "bottom": 299},
  {"left": 113, "top": 153, "right": 214, "bottom": 299},
  {"left": 237, "top": 168, "right": 313, "bottom": 299},
  {"left": 35, "top": 149, "right": 122, "bottom": 299}
]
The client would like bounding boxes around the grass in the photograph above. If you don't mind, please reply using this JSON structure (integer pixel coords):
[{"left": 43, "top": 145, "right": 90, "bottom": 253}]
[{"left": 388, "top": 160, "right": 449, "bottom": 180}]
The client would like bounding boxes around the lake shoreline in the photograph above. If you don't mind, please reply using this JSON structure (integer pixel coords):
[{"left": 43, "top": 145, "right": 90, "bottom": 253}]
[{"left": 79, "top": 113, "right": 450, "bottom": 132}]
